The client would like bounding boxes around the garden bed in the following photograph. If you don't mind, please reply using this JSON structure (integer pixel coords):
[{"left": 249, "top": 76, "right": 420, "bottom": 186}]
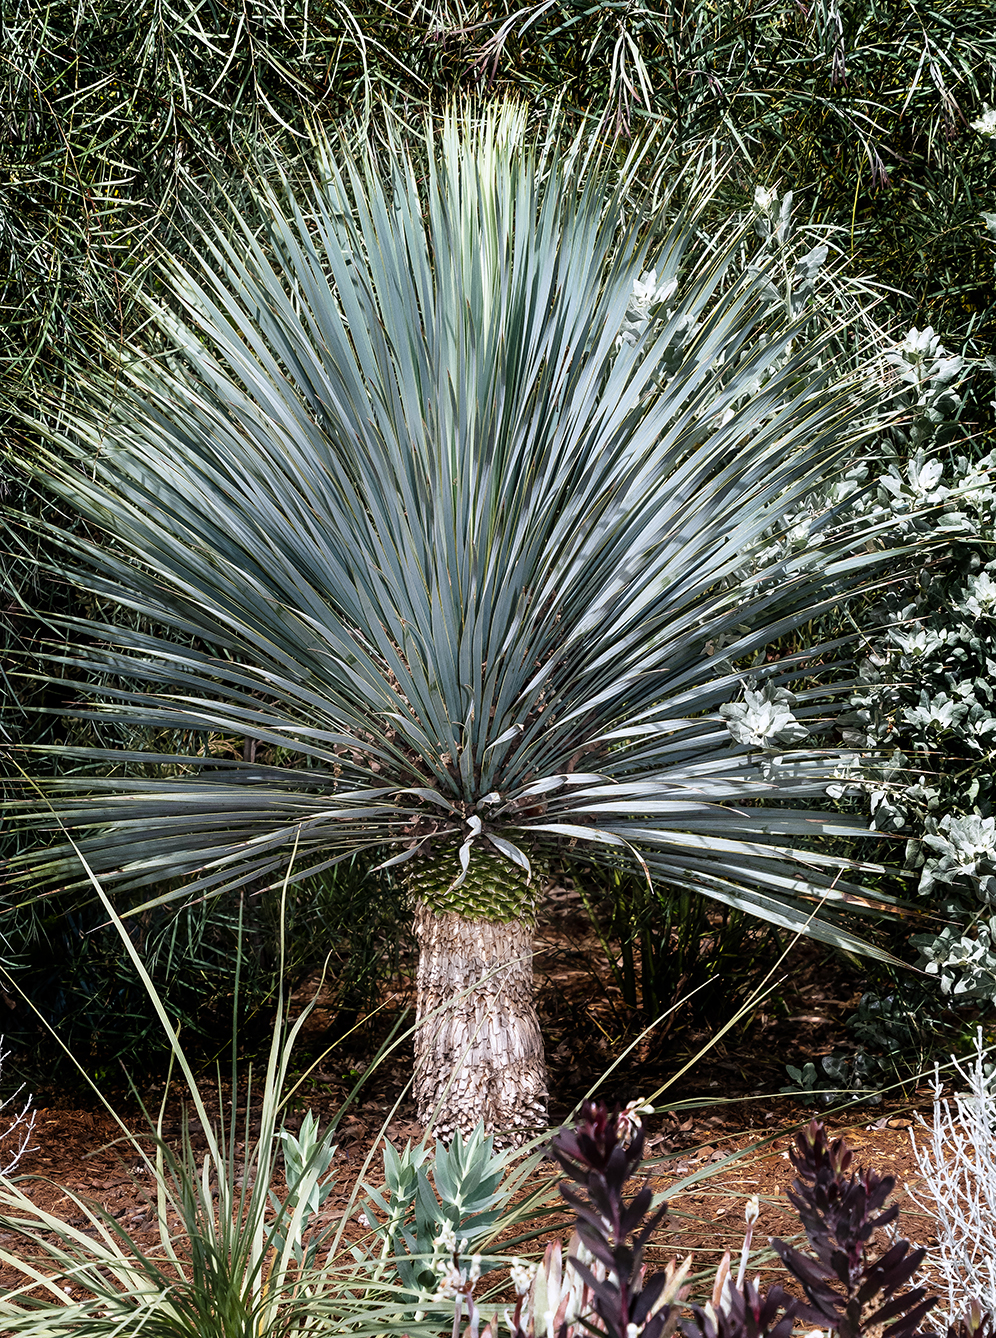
[{"left": 0, "top": 911, "right": 954, "bottom": 1307}]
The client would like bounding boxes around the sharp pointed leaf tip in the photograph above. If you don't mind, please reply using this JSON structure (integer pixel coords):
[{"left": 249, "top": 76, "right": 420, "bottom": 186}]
[{"left": 484, "top": 724, "right": 524, "bottom": 752}]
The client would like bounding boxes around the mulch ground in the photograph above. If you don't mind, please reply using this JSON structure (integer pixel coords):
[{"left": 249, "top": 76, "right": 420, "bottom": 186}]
[{"left": 0, "top": 886, "right": 963, "bottom": 1312}]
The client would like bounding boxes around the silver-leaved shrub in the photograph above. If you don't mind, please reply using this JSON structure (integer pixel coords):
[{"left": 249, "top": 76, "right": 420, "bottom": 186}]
[
  {"left": 820, "top": 329, "right": 996, "bottom": 1005},
  {"left": 644, "top": 191, "right": 996, "bottom": 1022}
]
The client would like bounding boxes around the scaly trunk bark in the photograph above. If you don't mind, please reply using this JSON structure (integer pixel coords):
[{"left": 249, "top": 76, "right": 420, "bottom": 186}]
[{"left": 412, "top": 900, "right": 547, "bottom": 1146}]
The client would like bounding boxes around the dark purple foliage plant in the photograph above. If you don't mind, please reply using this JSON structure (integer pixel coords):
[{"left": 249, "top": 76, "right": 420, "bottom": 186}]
[
  {"left": 771, "top": 1119, "right": 936, "bottom": 1338},
  {"left": 682, "top": 1278, "right": 798, "bottom": 1338},
  {"left": 480, "top": 1105, "right": 996, "bottom": 1338},
  {"left": 547, "top": 1100, "right": 685, "bottom": 1338},
  {"left": 495, "top": 1101, "right": 689, "bottom": 1338}
]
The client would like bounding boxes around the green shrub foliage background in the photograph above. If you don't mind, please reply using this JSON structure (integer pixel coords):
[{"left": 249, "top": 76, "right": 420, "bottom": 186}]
[{"left": 2, "top": 0, "right": 996, "bottom": 1075}]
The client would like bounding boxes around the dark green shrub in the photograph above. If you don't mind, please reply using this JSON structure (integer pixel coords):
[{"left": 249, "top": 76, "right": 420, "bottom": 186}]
[{"left": 0, "top": 858, "right": 408, "bottom": 1085}]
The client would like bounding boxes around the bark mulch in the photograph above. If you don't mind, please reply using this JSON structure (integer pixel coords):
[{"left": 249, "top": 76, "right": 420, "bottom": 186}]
[{"left": 0, "top": 895, "right": 959, "bottom": 1309}]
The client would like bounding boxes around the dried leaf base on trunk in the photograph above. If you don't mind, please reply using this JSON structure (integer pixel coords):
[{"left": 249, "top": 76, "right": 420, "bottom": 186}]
[{"left": 412, "top": 901, "right": 547, "bottom": 1147}]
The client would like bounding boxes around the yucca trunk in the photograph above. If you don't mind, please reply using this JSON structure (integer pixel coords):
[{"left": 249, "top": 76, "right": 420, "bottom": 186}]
[{"left": 407, "top": 851, "right": 547, "bottom": 1145}]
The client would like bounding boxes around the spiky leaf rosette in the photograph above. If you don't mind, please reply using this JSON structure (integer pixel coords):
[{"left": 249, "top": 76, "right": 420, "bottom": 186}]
[{"left": 5, "top": 104, "right": 924, "bottom": 953}]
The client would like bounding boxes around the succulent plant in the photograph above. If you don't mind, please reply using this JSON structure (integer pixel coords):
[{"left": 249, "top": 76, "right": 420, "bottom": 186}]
[{"left": 771, "top": 1120, "right": 936, "bottom": 1338}]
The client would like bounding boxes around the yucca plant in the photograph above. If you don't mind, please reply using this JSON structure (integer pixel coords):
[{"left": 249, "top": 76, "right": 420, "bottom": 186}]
[{"left": 5, "top": 103, "right": 931, "bottom": 1144}]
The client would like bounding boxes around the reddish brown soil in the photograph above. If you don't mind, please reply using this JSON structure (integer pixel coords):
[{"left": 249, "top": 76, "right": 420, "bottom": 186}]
[
  {"left": 0, "top": 891, "right": 958, "bottom": 1311},
  {"left": 2, "top": 1091, "right": 942, "bottom": 1308}
]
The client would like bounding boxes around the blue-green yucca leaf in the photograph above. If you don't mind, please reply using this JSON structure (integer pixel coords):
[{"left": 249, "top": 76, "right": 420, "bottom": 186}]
[{"left": 6, "top": 103, "right": 924, "bottom": 961}]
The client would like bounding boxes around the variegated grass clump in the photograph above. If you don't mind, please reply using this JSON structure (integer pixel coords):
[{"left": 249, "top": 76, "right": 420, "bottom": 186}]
[{"left": 0, "top": 856, "right": 539, "bottom": 1338}]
